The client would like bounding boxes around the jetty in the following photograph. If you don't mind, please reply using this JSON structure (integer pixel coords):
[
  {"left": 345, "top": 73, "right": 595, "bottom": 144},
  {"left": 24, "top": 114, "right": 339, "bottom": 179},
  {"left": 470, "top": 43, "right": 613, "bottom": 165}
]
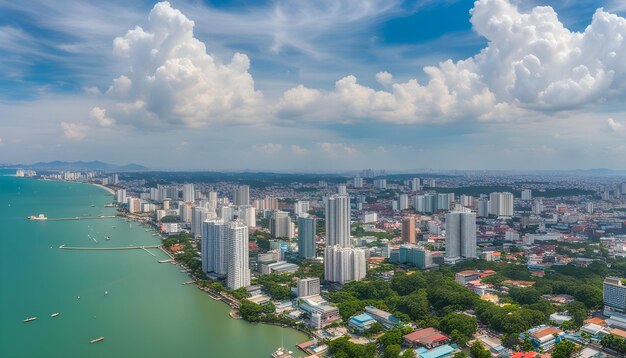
[
  {"left": 45, "top": 216, "right": 116, "bottom": 221},
  {"left": 59, "top": 244, "right": 161, "bottom": 250}
]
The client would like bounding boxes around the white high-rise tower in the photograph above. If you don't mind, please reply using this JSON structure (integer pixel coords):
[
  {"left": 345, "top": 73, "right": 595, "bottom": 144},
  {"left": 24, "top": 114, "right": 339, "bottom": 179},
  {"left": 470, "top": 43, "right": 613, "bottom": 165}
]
[
  {"left": 226, "top": 221, "right": 250, "bottom": 290},
  {"left": 325, "top": 195, "right": 351, "bottom": 247},
  {"left": 445, "top": 211, "right": 477, "bottom": 261},
  {"left": 182, "top": 183, "right": 195, "bottom": 202}
]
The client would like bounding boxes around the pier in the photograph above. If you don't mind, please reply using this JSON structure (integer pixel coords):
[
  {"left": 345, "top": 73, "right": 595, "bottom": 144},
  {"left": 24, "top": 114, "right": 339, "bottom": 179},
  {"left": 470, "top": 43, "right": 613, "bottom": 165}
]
[
  {"left": 34, "top": 216, "right": 117, "bottom": 221},
  {"left": 140, "top": 247, "right": 157, "bottom": 257},
  {"left": 59, "top": 244, "right": 161, "bottom": 250}
]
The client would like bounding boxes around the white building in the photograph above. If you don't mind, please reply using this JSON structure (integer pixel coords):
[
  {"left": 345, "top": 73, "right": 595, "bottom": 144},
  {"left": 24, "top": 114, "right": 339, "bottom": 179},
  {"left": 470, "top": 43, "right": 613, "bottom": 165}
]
[
  {"left": 397, "top": 194, "right": 409, "bottom": 211},
  {"left": 294, "top": 200, "right": 310, "bottom": 216},
  {"left": 360, "top": 212, "right": 377, "bottom": 223},
  {"left": 325, "top": 195, "right": 351, "bottom": 247},
  {"left": 182, "top": 183, "right": 195, "bottom": 203},
  {"left": 353, "top": 177, "right": 364, "bottom": 188},
  {"left": 233, "top": 185, "right": 250, "bottom": 206},
  {"left": 373, "top": 179, "right": 387, "bottom": 190},
  {"left": 297, "top": 277, "right": 321, "bottom": 298},
  {"left": 226, "top": 221, "right": 250, "bottom": 290},
  {"left": 445, "top": 211, "right": 477, "bottom": 261},
  {"left": 489, "top": 192, "right": 514, "bottom": 217},
  {"left": 201, "top": 219, "right": 228, "bottom": 275},
  {"left": 324, "top": 246, "right": 367, "bottom": 284},
  {"left": 116, "top": 189, "right": 127, "bottom": 204},
  {"left": 238, "top": 205, "right": 256, "bottom": 228},
  {"left": 191, "top": 206, "right": 208, "bottom": 237},
  {"left": 270, "top": 210, "right": 294, "bottom": 239},
  {"left": 521, "top": 189, "right": 532, "bottom": 201}
]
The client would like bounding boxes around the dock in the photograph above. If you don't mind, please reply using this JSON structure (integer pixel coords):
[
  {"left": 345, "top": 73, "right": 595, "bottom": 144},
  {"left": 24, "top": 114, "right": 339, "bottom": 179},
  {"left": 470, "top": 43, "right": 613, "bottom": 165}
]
[
  {"left": 140, "top": 247, "right": 156, "bottom": 257},
  {"left": 59, "top": 245, "right": 161, "bottom": 250}
]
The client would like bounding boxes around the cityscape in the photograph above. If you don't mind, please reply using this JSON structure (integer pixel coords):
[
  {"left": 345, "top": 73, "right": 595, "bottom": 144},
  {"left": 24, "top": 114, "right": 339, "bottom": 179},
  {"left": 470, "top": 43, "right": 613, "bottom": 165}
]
[{"left": 4, "top": 0, "right": 626, "bottom": 358}]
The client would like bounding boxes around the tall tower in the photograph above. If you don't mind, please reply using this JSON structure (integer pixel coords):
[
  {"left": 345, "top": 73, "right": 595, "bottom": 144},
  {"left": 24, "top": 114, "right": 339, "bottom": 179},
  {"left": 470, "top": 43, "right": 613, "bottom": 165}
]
[
  {"left": 233, "top": 185, "right": 250, "bottom": 206},
  {"left": 182, "top": 183, "right": 195, "bottom": 202},
  {"left": 325, "top": 195, "right": 351, "bottom": 247},
  {"left": 226, "top": 221, "right": 250, "bottom": 290},
  {"left": 401, "top": 216, "right": 416, "bottom": 244},
  {"left": 202, "top": 219, "right": 227, "bottom": 275},
  {"left": 298, "top": 215, "right": 316, "bottom": 259},
  {"left": 445, "top": 211, "right": 477, "bottom": 260}
]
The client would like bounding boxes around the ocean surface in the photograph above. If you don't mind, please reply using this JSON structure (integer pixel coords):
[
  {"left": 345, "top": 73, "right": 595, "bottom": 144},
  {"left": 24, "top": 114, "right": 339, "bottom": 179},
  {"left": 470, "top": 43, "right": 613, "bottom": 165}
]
[{"left": 0, "top": 171, "right": 306, "bottom": 358}]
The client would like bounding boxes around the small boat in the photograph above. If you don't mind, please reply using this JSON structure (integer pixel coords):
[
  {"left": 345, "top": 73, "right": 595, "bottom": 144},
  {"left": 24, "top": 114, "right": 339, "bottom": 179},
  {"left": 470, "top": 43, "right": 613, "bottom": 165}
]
[
  {"left": 104, "top": 290, "right": 108, "bottom": 295},
  {"left": 105, "top": 236, "right": 111, "bottom": 240},
  {"left": 51, "top": 313, "right": 60, "bottom": 317},
  {"left": 90, "top": 337, "right": 105, "bottom": 344},
  {"left": 77, "top": 296, "right": 81, "bottom": 299},
  {"left": 23, "top": 317, "right": 37, "bottom": 323},
  {"left": 90, "top": 205, "right": 95, "bottom": 207},
  {"left": 271, "top": 347, "right": 293, "bottom": 358}
]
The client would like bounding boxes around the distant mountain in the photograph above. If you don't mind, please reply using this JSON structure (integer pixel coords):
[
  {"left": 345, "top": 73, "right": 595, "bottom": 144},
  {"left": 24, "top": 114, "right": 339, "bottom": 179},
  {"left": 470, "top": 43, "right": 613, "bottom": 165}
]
[{"left": 7, "top": 161, "right": 150, "bottom": 172}]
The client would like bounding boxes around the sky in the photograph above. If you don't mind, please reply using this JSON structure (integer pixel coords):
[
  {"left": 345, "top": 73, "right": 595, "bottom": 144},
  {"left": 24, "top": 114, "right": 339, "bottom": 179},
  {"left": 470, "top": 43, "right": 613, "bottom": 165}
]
[{"left": 1, "top": 0, "right": 626, "bottom": 171}]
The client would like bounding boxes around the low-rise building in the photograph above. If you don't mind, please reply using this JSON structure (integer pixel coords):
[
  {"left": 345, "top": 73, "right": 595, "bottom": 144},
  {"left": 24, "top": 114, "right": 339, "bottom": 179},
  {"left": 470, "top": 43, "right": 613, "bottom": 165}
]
[
  {"left": 403, "top": 327, "right": 450, "bottom": 349},
  {"left": 364, "top": 306, "right": 401, "bottom": 329},
  {"left": 522, "top": 326, "right": 565, "bottom": 352},
  {"left": 299, "top": 295, "right": 340, "bottom": 329},
  {"left": 348, "top": 313, "right": 377, "bottom": 332}
]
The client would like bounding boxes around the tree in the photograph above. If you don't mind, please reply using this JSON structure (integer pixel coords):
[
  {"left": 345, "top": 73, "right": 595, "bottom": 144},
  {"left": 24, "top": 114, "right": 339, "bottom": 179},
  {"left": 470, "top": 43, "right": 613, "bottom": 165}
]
[
  {"left": 470, "top": 341, "right": 491, "bottom": 358},
  {"left": 450, "top": 329, "right": 469, "bottom": 347},
  {"left": 439, "top": 313, "right": 478, "bottom": 342},
  {"left": 454, "top": 353, "right": 468, "bottom": 358},
  {"left": 384, "top": 344, "right": 402, "bottom": 358},
  {"left": 210, "top": 282, "right": 224, "bottom": 292},
  {"left": 509, "top": 287, "right": 541, "bottom": 305},
  {"left": 566, "top": 301, "right": 588, "bottom": 326},
  {"left": 552, "top": 340, "right": 576, "bottom": 358},
  {"left": 401, "top": 348, "right": 416, "bottom": 358}
]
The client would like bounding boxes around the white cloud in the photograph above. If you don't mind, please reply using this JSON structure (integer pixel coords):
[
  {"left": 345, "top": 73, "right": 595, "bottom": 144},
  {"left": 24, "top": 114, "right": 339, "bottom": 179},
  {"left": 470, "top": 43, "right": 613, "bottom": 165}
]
[
  {"left": 317, "top": 142, "right": 356, "bottom": 156},
  {"left": 90, "top": 107, "right": 114, "bottom": 127},
  {"left": 61, "top": 121, "right": 87, "bottom": 140},
  {"left": 607, "top": 117, "right": 625, "bottom": 132},
  {"left": 98, "top": 1, "right": 264, "bottom": 128},
  {"left": 278, "top": 0, "right": 626, "bottom": 124},
  {"left": 253, "top": 143, "right": 283, "bottom": 153},
  {"left": 375, "top": 71, "right": 393, "bottom": 87},
  {"left": 290, "top": 145, "right": 308, "bottom": 155}
]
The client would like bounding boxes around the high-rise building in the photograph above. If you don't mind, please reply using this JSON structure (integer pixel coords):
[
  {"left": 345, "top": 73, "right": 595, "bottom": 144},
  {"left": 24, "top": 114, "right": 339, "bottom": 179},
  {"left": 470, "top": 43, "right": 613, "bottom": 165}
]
[
  {"left": 270, "top": 210, "right": 294, "bottom": 239},
  {"left": 477, "top": 198, "right": 489, "bottom": 217},
  {"left": 233, "top": 185, "right": 250, "bottom": 206},
  {"left": 191, "top": 206, "right": 208, "bottom": 237},
  {"left": 489, "top": 192, "right": 514, "bottom": 217},
  {"left": 182, "top": 183, "right": 195, "bottom": 203},
  {"left": 298, "top": 215, "right": 316, "bottom": 259},
  {"left": 219, "top": 205, "right": 235, "bottom": 221},
  {"left": 127, "top": 197, "right": 141, "bottom": 213},
  {"left": 226, "top": 221, "right": 250, "bottom": 290},
  {"left": 397, "top": 194, "right": 409, "bottom": 211},
  {"left": 373, "top": 179, "right": 387, "bottom": 189},
  {"left": 324, "top": 246, "right": 367, "bottom": 283},
  {"left": 294, "top": 200, "right": 310, "bottom": 216},
  {"left": 325, "top": 195, "right": 351, "bottom": 247},
  {"left": 410, "top": 178, "right": 421, "bottom": 191},
  {"left": 116, "top": 189, "right": 127, "bottom": 204},
  {"left": 353, "top": 177, "right": 364, "bottom": 188},
  {"left": 605, "top": 277, "right": 626, "bottom": 316},
  {"left": 202, "top": 219, "right": 228, "bottom": 275},
  {"left": 521, "top": 189, "right": 532, "bottom": 201},
  {"left": 445, "top": 211, "right": 477, "bottom": 261},
  {"left": 238, "top": 205, "right": 256, "bottom": 228},
  {"left": 337, "top": 185, "right": 347, "bottom": 195},
  {"left": 401, "top": 216, "right": 416, "bottom": 244},
  {"left": 180, "top": 203, "right": 192, "bottom": 223},
  {"left": 297, "top": 277, "right": 321, "bottom": 298},
  {"left": 436, "top": 193, "right": 450, "bottom": 211},
  {"left": 111, "top": 174, "right": 119, "bottom": 185}
]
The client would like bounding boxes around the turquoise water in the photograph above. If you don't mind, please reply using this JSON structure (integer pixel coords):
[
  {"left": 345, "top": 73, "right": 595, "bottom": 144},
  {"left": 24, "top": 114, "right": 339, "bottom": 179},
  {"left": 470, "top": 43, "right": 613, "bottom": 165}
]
[{"left": 0, "top": 172, "right": 306, "bottom": 358}]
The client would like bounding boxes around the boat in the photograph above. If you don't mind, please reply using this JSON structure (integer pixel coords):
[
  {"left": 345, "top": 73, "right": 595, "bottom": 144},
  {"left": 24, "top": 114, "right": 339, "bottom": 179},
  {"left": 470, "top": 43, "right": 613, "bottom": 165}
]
[
  {"left": 27, "top": 214, "right": 47, "bottom": 221},
  {"left": 90, "top": 205, "right": 95, "bottom": 207},
  {"left": 104, "top": 290, "right": 108, "bottom": 295},
  {"left": 90, "top": 337, "right": 105, "bottom": 344},
  {"left": 271, "top": 347, "right": 293, "bottom": 358},
  {"left": 23, "top": 317, "right": 37, "bottom": 323},
  {"left": 51, "top": 313, "right": 60, "bottom": 317},
  {"left": 105, "top": 236, "right": 111, "bottom": 240}
]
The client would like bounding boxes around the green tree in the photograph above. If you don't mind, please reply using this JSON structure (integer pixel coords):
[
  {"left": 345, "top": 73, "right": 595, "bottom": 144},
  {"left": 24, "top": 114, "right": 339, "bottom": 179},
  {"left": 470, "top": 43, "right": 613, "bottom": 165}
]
[
  {"left": 552, "top": 340, "right": 576, "bottom": 358},
  {"left": 402, "top": 348, "right": 416, "bottom": 358},
  {"left": 439, "top": 313, "right": 477, "bottom": 341},
  {"left": 454, "top": 353, "right": 468, "bottom": 358},
  {"left": 470, "top": 341, "right": 491, "bottom": 358},
  {"left": 384, "top": 344, "right": 402, "bottom": 358}
]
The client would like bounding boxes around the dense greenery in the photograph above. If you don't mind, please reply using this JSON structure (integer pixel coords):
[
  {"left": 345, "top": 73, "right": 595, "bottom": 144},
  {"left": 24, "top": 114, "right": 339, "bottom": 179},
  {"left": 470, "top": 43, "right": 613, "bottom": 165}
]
[
  {"left": 327, "top": 336, "right": 377, "bottom": 358},
  {"left": 254, "top": 274, "right": 293, "bottom": 301},
  {"left": 551, "top": 340, "right": 577, "bottom": 358},
  {"left": 601, "top": 334, "right": 626, "bottom": 354},
  {"left": 162, "top": 232, "right": 202, "bottom": 276},
  {"left": 239, "top": 299, "right": 276, "bottom": 322},
  {"left": 470, "top": 341, "right": 491, "bottom": 358}
]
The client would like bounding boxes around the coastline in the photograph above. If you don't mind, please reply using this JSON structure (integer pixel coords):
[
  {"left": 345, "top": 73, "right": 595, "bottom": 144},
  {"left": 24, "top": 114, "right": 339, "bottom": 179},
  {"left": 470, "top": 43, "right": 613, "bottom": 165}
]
[{"left": 91, "top": 183, "right": 116, "bottom": 195}]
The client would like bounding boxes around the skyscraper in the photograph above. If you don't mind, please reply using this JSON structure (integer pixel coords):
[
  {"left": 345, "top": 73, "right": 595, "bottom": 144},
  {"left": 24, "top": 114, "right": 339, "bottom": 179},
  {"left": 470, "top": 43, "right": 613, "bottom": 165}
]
[
  {"left": 410, "top": 178, "right": 420, "bottom": 191},
  {"left": 182, "top": 183, "right": 195, "bottom": 202},
  {"left": 353, "top": 176, "right": 364, "bottom": 188},
  {"left": 270, "top": 210, "right": 294, "bottom": 238},
  {"left": 202, "top": 219, "right": 228, "bottom": 275},
  {"left": 489, "top": 192, "right": 514, "bottom": 217},
  {"left": 233, "top": 185, "right": 250, "bottom": 206},
  {"left": 116, "top": 189, "right": 126, "bottom": 204},
  {"left": 226, "top": 221, "right": 250, "bottom": 290},
  {"left": 325, "top": 195, "right": 351, "bottom": 247},
  {"left": 445, "top": 211, "right": 477, "bottom": 261},
  {"left": 324, "top": 246, "right": 367, "bottom": 283},
  {"left": 397, "top": 194, "right": 409, "bottom": 211},
  {"left": 191, "top": 206, "right": 208, "bottom": 237},
  {"left": 337, "top": 184, "right": 347, "bottom": 195},
  {"left": 373, "top": 179, "right": 387, "bottom": 189},
  {"left": 298, "top": 215, "right": 316, "bottom": 259},
  {"left": 521, "top": 189, "right": 532, "bottom": 201},
  {"left": 294, "top": 200, "right": 310, "bottom": 216},
  {"left": 401, "top": 216, "right": 416, "bottom": 244},
  {"left": 477, "top": 198, "right": 489, "bottom": 217},
  {"left": 238, "top": 205, "right": 256, "bottom": 228}
]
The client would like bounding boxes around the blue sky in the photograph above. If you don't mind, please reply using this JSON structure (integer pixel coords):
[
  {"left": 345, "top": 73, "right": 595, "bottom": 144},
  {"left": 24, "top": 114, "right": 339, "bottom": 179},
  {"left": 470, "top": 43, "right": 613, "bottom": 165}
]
[{"left": 1, "top": 0, "right": 626, "bottom": 171}]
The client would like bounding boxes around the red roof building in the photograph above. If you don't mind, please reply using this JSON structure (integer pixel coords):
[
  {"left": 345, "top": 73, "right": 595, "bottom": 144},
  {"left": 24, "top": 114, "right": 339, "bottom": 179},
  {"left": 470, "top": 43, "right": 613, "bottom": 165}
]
[{"left": 403, "top": 327, "right": 449, "bottom": 348}]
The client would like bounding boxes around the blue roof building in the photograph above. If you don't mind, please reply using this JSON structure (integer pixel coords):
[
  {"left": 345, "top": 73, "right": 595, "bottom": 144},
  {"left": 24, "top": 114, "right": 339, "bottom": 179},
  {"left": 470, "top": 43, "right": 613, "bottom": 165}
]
[{"left": 348, "top": 313, "right": 377, "bottom": 332}]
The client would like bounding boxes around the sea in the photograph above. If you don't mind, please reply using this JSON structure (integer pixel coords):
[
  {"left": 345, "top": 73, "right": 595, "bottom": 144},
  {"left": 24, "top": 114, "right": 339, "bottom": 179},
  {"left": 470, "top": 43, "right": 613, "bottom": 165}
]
[{"left": 0, "top": 170, "right": 306, "bottom": 358}]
